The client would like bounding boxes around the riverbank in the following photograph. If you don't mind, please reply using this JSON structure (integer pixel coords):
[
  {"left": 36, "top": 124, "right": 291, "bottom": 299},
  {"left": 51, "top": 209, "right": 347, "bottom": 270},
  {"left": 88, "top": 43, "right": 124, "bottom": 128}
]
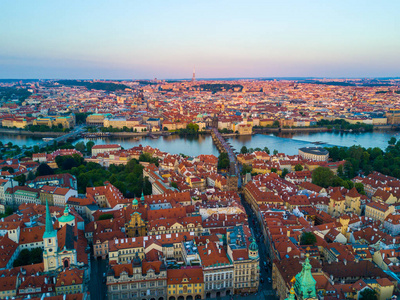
[
  {"left": 0, "top": 128, "right": 64, "bottom": 137},
  {"left": 254, "top": 127, "right": 329, "bottom": 133}
]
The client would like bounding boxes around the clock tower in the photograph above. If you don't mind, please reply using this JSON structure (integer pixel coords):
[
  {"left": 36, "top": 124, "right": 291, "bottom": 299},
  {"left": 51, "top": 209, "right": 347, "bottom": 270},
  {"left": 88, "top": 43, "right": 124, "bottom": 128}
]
[{"left": 43, "top": 200, "right": 59, "bottom": 272}]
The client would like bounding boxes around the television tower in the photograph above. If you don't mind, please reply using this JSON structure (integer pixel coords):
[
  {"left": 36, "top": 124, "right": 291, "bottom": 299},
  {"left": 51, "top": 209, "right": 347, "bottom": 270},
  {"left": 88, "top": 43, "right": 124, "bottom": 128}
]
[{"left": 192, "top": 66, "right": 196, "bottom": 82}]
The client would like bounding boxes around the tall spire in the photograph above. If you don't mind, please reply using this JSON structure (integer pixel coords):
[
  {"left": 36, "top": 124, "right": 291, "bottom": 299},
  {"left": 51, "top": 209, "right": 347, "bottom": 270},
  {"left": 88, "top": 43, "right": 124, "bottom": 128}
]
[
  {"left": 293, "top": 254, "right": 317, "bottom": 299},
  {"left": 192, "top": 66, "right": 196, "bottom": 82},
  {"left": 43, "top": 199, "right": 57, "bottom": 238},
  {"left": 140, "top": 191, "right": 145, "bottom": 204},
  {"left": 45, "top": 199, "right": 53, "bottom": 233}
]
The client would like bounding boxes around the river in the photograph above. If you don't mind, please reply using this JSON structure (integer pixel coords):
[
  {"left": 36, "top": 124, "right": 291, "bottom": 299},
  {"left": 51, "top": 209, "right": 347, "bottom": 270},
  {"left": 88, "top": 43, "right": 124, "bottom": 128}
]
[{"left": 0, "top": 130, "right": 396, "bottom": 157}]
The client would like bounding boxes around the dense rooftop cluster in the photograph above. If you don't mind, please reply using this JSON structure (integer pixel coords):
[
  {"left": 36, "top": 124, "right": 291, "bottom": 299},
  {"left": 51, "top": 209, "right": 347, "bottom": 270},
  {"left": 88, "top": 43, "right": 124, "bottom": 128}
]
[{"left": 0, "top": 78, "right": 400, "bottom": 299}]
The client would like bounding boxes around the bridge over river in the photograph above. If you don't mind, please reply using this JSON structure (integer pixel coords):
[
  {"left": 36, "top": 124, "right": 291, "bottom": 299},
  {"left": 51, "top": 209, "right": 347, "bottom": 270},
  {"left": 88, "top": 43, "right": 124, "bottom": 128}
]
[{"left": 211, "top": 128, "right": 242, "bottom": 189}]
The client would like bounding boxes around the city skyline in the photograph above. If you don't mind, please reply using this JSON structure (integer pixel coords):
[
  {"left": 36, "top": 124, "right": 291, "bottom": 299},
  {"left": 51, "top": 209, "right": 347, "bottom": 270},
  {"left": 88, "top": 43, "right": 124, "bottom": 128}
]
[{"left": 1, "top": 0, "right": 399, "bottom": 79}]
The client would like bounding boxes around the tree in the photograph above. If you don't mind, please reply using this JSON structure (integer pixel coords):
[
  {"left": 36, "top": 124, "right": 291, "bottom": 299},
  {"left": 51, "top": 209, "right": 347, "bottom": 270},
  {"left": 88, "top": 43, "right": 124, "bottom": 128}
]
[
  {"left": 240, "top": 146, "right": 248, "bottom": 154},
  {"left": 355, "top": 182, "right": 365, "bottom": 194},
  {"left": 312, "top": 167, "right": 335, "bottom": 188},
  {"left": 62, "top": 157, "right": 78, "bottom": 170},
  {"left": 242, "top": 164, "right": 252, "bottom": 174},
  {"left": 281, "top": 168, "right": 289, "bottom": 178},
  {"left": 13, "top": 248, "right": 43, "bottom": 267},
  {"left": 33, "top": 145, "right": 40, "bottom": 153},
  {"left": 15, "top": 174, "right": 26, "bottom": 186},
  {"left": 359, "top": 288, "right": 377, "bottom": 300},
  {"left": 143, "top": 177, "right": 152, "bottom": 195},
  {"left": 271, "top": 167, "right": 277, "bottom": 173},
  {"left": 272, "top": 120, "right": 280, "bottom": 127},
  {"left": 388, "top": 137, "right": 397, "bottom": 145},
  {"left": 86, "top": 141, "right": 95, "bottom": 154},
  {"left": 263, "top": 147, "right": 270, "bottom": 154},
  {"left": 36, "top": 163, "right": 54, "bottom": 177},
  {"left": 98, "top": 214, "right": 113, "bottom": 221},
  {"left": 273, "top": 149, "right": 278, "bottom": 155},
  {"left": 171, "top": 182, "right": 178, "bottom": 189},
  {"left": 294, "top": 164, "right": 303, "bottom": 171},
  {"left": 1, "top": 166, "right": 14, "bottom": 174},
  {"left": 186, "top": 123, "right": 199, "bottom": 132},
  {"left": 300, "top": 232, "right": 317, "bottom": 245},
  {"left": 75, "top": 141, "right": 85, "bottom": 152},
  {"left": 27, "top": 171, "right": 35, "bottom": 181},
  {"left": 337, "top": 164, "right": 344, "bottom": 178},
  {"left": 218, "top": 152, "right": 230, "bottom": 170}
]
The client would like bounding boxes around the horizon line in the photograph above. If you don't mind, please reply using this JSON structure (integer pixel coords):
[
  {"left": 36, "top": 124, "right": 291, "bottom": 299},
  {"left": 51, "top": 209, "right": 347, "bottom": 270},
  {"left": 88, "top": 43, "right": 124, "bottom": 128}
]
[{"left": 1, "top": 76, "right": 400, "bottom": 81}]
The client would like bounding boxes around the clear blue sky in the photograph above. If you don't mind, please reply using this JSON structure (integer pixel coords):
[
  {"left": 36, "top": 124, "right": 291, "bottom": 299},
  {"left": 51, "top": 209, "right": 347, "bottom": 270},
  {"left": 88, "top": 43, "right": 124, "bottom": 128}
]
[{"left": 0, "top": 0, "right": 399, "bottom": 79}]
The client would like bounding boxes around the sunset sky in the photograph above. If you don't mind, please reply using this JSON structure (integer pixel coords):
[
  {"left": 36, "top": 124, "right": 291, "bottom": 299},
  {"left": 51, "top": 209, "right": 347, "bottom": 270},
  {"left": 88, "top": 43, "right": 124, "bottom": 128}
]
[{"left": 1, "top": 0, "right": 399, "bottom": 79}]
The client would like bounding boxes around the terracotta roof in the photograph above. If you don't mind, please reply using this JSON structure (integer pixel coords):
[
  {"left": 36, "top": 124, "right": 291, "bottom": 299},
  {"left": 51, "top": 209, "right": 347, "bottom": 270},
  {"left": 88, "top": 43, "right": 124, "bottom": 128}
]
[{"left": 167, "top": 267, "right": 204, "bottom": 284}]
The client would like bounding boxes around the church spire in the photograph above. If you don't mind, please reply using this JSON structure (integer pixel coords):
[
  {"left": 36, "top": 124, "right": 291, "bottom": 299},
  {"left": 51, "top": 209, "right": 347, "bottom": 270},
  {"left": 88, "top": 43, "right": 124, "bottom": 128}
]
[
  {"left": 43, "top": 199, "right": 57, "bottom": 238},
  {"left": 140, "top": 191, "right": 145, "bottom": 204},
  {"left": 293, "top": 253, "right": 317, "bottom": 299}
]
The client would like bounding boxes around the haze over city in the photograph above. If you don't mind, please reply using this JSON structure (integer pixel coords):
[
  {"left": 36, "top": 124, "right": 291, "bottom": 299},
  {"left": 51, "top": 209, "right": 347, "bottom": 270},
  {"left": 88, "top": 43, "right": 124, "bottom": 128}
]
[{"left": 1, "top": 0, "right": 399, "bottom": 79}]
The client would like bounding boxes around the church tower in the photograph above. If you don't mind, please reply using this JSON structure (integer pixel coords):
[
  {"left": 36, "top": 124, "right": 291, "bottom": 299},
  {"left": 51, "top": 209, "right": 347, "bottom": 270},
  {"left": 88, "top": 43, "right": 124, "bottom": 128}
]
[
  {"left": 293, "top": 254, "right": 317, "bottom": 300},
  {"left": 43, "top": 200, "right": 59, "bottom": 272},
  {"left": 248, "top": 238, "right": 259, "bottom": 260},
  {"left": 140, "top": 192, "right": 145, "bottom": 205}
]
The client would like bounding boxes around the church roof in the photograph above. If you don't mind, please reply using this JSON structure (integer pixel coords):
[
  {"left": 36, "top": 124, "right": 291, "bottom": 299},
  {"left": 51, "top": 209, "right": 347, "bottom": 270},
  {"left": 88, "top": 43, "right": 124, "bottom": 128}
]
[{"left": 58, "top": 206, "right": 75, "bottom": 223}]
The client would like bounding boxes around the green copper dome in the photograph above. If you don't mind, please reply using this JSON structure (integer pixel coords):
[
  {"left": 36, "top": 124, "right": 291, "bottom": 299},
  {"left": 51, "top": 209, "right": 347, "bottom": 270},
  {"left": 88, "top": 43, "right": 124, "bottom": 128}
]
[
  {"left": 58, "top": 206, "right": 75, "bottom": 223},
  {"left": 132, "top": 198, "right": 138, "bottom": 206},
  {"left": 285, "top": 287, "right": 296, "bottom": 300},
  {"left": 249, "top": 240, "right": 258, "bottom": 251}
]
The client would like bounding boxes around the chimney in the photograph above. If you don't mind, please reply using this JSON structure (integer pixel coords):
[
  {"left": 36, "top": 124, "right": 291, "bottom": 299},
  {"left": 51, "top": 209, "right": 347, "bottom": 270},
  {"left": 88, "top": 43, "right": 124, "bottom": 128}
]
[{"left": 208, "top": 250, "right": 211, "bottom": 255}]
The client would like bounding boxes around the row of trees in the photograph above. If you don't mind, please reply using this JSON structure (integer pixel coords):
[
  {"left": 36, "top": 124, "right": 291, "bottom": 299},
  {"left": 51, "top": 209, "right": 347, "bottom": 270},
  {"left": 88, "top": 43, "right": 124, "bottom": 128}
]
[
  {"left": 0, "top": 86, "right": 32, "bottom": 103},
  {"left": 326, "top": 138, "right": 400, "bottom": 179},
  {"left": 99, "top": 126, "right": 145, "bottom": 133},
  {"left": 311, "top": 166, "right": 365, "bottom": 193},
  {"left": 13, "top": 248, "right": 43, "bottom": 268},
  {"left": 31, "top": 155, "right": 152, "bottom": 197},
  {"left": 253, "top": 121, "right": 280, "bottom": 128},
  {"left": 26, "top": 124, "right": 71, "bottom": 133},
  {"left": 57, "top": 80, "right": 130, "bottom": 92},
  {"left": 240, "top": 146, "right": 273, "bottom": 155},
  {"left": 74, "top": 141, "right": 95, "bottom": 154},
  {"left": 317, "top": 119, "right": 373, "bottom": 132},
  {"left": 178, "top": 123, "right": 200, "bottom": 136},
  {"left": 218, "top": 152, "right": 230, "bottom": 170}
]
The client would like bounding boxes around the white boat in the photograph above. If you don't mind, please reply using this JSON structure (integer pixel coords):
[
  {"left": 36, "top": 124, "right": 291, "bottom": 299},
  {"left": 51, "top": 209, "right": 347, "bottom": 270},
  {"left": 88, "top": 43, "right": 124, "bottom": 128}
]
[{"left": 42, "top": 138, "right": 54, "bottom": 142}]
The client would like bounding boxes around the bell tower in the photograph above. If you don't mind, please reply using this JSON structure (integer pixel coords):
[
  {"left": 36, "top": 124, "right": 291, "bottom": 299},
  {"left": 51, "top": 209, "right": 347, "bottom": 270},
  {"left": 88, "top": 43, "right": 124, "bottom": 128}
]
[
  {"left": 43, "top": 200, "right": 59, "bottom": 272},
  {"left": 293, "top": 253, "right": 317, "bottom": 300}
]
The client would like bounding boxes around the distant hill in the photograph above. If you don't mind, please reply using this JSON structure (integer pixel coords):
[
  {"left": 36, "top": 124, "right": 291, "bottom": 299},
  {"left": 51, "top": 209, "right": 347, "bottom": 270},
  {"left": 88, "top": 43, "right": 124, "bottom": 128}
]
[{"left": 56, "top": 80, "right": 130, "bottom": 92}]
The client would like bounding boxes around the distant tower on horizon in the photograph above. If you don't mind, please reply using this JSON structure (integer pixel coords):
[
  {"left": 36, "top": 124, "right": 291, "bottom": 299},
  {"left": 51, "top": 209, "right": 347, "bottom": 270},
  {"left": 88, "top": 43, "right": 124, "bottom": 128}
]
[{"left": 192, "top": 66, "right": 196, "bottom": 82}]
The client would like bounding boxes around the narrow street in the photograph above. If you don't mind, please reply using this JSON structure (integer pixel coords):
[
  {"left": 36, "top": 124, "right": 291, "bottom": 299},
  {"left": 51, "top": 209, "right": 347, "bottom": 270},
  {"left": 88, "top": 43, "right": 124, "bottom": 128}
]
[
  {"left": 240, "top": 193, "right": 278, "bottom": 300},
  {"left": 89, "top": 257, "right": 108, "bottom": 300}
]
